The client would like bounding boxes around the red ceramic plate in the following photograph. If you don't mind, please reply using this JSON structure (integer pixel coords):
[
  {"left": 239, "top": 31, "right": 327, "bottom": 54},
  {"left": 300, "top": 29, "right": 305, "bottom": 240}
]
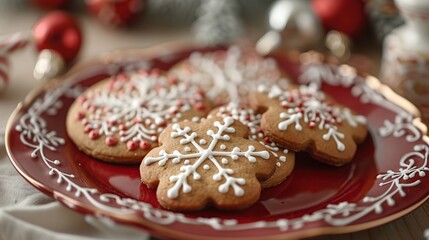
[{"left": 6, "top": 46, "right": 429, "bottom": 240}]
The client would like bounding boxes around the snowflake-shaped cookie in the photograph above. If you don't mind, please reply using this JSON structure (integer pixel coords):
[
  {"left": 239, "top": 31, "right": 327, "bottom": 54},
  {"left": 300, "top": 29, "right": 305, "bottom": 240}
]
[
  {"left": 169, "top": 45, "right": 290, "bottom": 105},
  {"left": 251, "top": 84, "right": 367, "bottom": 166},
  {"left": 209, "top": 102, "right": 295, "bottom": 188},
  {"left": 66, "top": 70, "right": 212, "bottom": 164},
  {"left": 140, "top": 116, "right": 277, "bottom": 211}
]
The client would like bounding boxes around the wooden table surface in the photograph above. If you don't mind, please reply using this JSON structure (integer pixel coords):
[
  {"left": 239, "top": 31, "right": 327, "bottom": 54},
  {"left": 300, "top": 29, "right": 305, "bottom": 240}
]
[{"left": 1, "top": 7, "right": 428, "bottom": 240}]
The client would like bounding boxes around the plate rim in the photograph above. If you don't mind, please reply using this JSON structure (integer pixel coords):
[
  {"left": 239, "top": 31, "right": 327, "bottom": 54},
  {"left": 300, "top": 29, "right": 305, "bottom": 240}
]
[{"left": 5, "top": 46, "right": 429, "bottom": 240}]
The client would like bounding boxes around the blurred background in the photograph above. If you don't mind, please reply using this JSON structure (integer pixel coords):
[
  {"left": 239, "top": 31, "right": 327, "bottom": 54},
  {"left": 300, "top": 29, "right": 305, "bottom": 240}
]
[
  {"left": 0, "top": 0, "right": 413, "bottom": 130},
  {"left": 2, "top": 1, "right": 429, "bottom": 240}
]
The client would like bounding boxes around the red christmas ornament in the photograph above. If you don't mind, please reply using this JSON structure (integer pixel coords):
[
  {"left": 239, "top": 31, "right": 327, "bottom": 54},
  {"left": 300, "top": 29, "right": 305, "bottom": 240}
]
[
  {"left": 86, "top": 0, "right": 144, "bottom": 27},
  {"left": 33, "top": 11, "right": 82, "bottom": 63},
  {"left": 311, "top": 0, "right": 367, "bottom": 37},
  {"left": 31, "top": 0, "right": 69, "bottom": 9}
]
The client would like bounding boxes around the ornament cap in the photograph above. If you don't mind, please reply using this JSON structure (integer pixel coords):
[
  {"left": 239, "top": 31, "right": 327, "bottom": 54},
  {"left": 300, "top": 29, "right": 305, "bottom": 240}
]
[{"left": 33, "top": 49, "right": 65, "bottom": 82}]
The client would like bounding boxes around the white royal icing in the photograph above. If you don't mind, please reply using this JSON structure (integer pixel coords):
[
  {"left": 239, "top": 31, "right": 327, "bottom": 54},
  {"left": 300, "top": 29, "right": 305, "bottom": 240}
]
[
  {"left": 259, "top": 84, "right": 367, "bottom": 152},
  {"left": 171, "top": 46, "right": 289, "bottom": 104},
  {"left": 144, "top": 117, "right": 270, "bottom": 199},
  {"left": 215, "top": 102, "right": 290, "bottom": 167},
  {"left": 77, "top": 71, "right": 206, "bottom": 150}
]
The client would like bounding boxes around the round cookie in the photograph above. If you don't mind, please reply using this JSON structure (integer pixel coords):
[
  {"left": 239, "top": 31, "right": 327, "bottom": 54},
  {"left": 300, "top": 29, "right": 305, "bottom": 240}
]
[
  {"left": 209, "top": 102, "right": 295, "bottom": 188},
  {"left": 140, "top": 116, "right": 277, "bottom": 211},
  {"left": 169, "top": 45, "right": 290, "bottom": 106},
  {"left": 250, "top": 84, "right": 368, "bottom": 166},
  {"left": 66, "top": 69, "right": 212, "bottom": 164}
]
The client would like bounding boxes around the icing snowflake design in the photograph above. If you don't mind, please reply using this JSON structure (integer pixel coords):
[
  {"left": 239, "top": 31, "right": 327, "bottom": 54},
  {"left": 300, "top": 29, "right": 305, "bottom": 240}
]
[
  {"left": 214, "top": 103, "right": 289, "bottom": 167},
  {"left": 259, "top": 84, "right": 367, "bottom": 151},
  {"left": 76, "top": 71, "right": 207, "bottom": 150},
  {"left": 170, "top": 45, "right": 289, "bottom": 104},
  {"left": 143, "top": 117, "right": 270, "bottom": 199}
]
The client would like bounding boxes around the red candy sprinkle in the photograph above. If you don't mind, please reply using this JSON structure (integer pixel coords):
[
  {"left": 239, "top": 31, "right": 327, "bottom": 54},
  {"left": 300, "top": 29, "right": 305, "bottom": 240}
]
[
  {"left": 168, "top": 76, "right": 178, "bottom": 85},
  {"left": 176, "top": 100, "right": 184, "bottom": 108},
  {"left": 108, "top": 119, "right": 118, "bottom": 126},
  {"left": 116, "top": 73, "right": 128, "bottom": 81},
  {"left": 76, "top": 111, "right": 85, "bottom": 120},
  {"left": 127, "top": 141, "right": 138, "bottom": 151},
  {"left": 83, "top": 126, "right": 92, "bottom": 133},
  {"left": 77, "top": 96, "right": 86, "bottom": 104},
  {"left": 263, "top": 137, "right": 271, "bottom": 144},
  {"left": 196, "top": 89, "right": 206, "bottom": 97},
  {"left": 133, "top": 117, "right": 142, "bottom": 123},
  {"left": 88, "top": 130, "right": 99, "bottom": 140},
  {"left": 139, "top": 141, "right": 151, "bottom": 150},
  {"left": 105, "top": 136, "right": 118, "bottom": 146},
  {"left": 151, "top": 68, "right": 161, "bottom": 77},
  {"left": 194, "top": 102, "right": 206, "bottom": 111}
]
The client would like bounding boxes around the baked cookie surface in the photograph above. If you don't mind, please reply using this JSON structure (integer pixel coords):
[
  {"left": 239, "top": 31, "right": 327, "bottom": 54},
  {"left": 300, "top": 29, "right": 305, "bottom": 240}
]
[
  {"left": 140, "top": 116, "right": 277, "bottom": 211},
  {"left": 169, "top": 45, "right": 290, "bottom": 105},
  {"left": 251, "top": 84, "right": 367, "bottom": 166},
  {"left": 66, "top": 70, "right": 211, "bottom": 164},
  {"left": 209, "top": 103, "right": 295, "bottom": 188}
]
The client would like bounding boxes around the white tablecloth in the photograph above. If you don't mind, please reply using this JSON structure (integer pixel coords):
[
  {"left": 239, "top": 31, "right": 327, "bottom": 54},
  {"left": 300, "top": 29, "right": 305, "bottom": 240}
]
[{"left": 0, "top": 140, "right": 149, "bottom": 240}]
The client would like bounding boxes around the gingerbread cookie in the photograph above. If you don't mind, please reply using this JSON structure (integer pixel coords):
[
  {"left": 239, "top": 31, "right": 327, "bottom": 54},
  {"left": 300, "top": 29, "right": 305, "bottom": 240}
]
[
  {"left": 251, "top": 84, "right": 367, "bottom": 166},
  {"left": 209, "top": 103, "right": 295, "bottom": 188},
  {"left": 169, "top": 45, "right": 290, "bottom": 105},
  {"left": 67, "top": 69, "right": 212, "bottom": 164},
  {"left": 140, "top": 116, "right": 276, "bottom": 211}
]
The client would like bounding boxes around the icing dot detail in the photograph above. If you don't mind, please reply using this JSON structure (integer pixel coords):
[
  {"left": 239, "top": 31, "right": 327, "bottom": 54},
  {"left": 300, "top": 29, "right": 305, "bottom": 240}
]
[
  {"left": 88, "top": 130, "right": 99, "bottom": 140},
  {"left": 127, "top": 141, "right": 138, "bottom": 151},
  {"left": 194, "top": 102, "right": 206, "bottom": 111},
  {"left": 77, "top": 70, "right": 208, "bottom": 152},
  {"left": 139, "top": 141, "right": 151, "bottom": 150},
  {"left": 76, "top": 112, "right": 85, "bottom": 120},
  {"left": 262, "top": 84, "right": 366, "bottom": 152},
  {"left": 105, "top": 136, "right": 118, "bottom": 146}
]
